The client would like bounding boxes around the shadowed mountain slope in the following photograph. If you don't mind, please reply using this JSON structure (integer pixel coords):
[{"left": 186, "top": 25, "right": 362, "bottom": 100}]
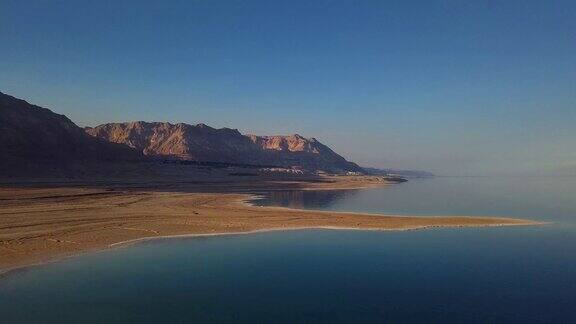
[{"left": 0, "top": 92, "right": 141, "bottom": 177}]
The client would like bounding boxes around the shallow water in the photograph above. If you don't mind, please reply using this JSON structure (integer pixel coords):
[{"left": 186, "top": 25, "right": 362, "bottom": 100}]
[
  {"left": 1, "top": 177, "right": 576, "bottom": 323},
  {"left": 253, "top": 176, "right": 576, "bottom": 223}
]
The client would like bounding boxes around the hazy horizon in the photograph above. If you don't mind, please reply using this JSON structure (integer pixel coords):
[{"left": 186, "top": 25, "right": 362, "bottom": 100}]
[{"left": 1, "top": 1, "right": 575, "bottom": 176}]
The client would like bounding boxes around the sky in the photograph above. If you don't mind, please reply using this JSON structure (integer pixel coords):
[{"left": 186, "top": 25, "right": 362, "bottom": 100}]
[{"left": 1, "top": 0, "right": 575, "bottom": 176}]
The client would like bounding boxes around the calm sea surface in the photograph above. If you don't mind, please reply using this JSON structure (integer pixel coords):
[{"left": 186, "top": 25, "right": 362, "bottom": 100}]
[{"left": 1, "top": 177, "right": 576, "bottom": 323}]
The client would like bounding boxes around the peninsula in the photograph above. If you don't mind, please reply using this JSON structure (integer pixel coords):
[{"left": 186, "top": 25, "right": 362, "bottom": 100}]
[{"left": 0, "top": 92, "right": 539, "bottom": 272}]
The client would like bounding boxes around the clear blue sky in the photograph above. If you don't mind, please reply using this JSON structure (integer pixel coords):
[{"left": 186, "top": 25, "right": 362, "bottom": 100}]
[{"left": 1, "top": 0, "right": 575, "bottom": 175}]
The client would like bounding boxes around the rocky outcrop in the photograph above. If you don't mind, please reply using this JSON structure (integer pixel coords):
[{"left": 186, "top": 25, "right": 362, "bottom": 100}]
[{"left": 86, "top": 122, "right": 363, "bottom": 173}]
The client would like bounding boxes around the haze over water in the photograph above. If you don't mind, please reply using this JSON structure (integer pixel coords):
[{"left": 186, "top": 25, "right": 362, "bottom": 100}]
[
  {"left": 254, "top": 176, "right": 576, "bottom": 223},
  {"left": 1, "top": 177, "right": 575, "bottom": 323}
]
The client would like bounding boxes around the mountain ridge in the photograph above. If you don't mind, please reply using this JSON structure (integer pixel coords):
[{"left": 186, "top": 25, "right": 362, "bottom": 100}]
[
  {"left": 0, "top": 91, "right": 363, "bottom": 175},
  {"left": 86, "top": 121, "right": 363, "bottom": 173}
]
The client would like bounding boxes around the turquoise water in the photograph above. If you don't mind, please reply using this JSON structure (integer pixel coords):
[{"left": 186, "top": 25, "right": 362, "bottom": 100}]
[{"left": 1, "top": 177, "right": 576, "bottom": 323}]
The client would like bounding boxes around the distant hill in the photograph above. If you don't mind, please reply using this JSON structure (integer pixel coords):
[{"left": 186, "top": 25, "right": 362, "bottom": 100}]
[
  {"left": 86, "top": 121, "right": 363, "bottom": 174},
  {"left": 0, "top": 92, "right": 141, "bottom": 177},
  {"left": 363, "top": 167, "right": 434, "bottom": 178}
]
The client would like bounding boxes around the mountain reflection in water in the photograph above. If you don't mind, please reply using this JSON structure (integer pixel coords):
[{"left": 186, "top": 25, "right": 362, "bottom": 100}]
[{"left": 252, "top": 189, "right": 357, "bottom": 210}]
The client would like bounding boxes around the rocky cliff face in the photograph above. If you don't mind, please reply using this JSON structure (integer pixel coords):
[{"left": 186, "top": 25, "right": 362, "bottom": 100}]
[
  {"left": 0, "top": 92, "right": 141, "bottom": 176},
  {"left": 86, "top": 122, "right": 363, "bottom": 173}
]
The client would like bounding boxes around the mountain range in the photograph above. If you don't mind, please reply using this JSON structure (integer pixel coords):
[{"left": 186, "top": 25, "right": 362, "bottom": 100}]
[
  {"left": 0, "top": 92, "right": 362, "bottom": 177},
  {"left": 86, "top": 122, "right": 362, "bottom": 173}
]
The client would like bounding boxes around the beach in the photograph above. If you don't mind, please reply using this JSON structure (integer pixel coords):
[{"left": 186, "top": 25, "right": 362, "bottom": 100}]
[{"left": 0, "top": 175, "right": 540, "bottom": 272}]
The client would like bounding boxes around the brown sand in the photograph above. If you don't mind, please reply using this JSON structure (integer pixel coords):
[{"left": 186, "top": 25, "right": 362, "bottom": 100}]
[{"left": 0, "top": 176, "right": 540, "bottom": 272}]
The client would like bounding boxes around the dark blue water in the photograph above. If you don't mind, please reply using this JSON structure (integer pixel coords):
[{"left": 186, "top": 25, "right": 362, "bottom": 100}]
[{"left": 1, "top": 177, "right": 576, "bottom": 323}]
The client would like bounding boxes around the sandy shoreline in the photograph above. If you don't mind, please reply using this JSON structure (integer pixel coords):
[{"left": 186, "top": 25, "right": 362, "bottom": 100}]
[
  {"left": 1, "top": 221, "right": 541, "bottom": 278},
  {"left": 0, "top": 176, "right": 541, "bottom": 274}
]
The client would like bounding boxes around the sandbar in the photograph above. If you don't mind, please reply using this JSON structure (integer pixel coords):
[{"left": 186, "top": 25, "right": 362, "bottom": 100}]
[{"left": 0, "top": 175, "right": 540, "bottom": 272}]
